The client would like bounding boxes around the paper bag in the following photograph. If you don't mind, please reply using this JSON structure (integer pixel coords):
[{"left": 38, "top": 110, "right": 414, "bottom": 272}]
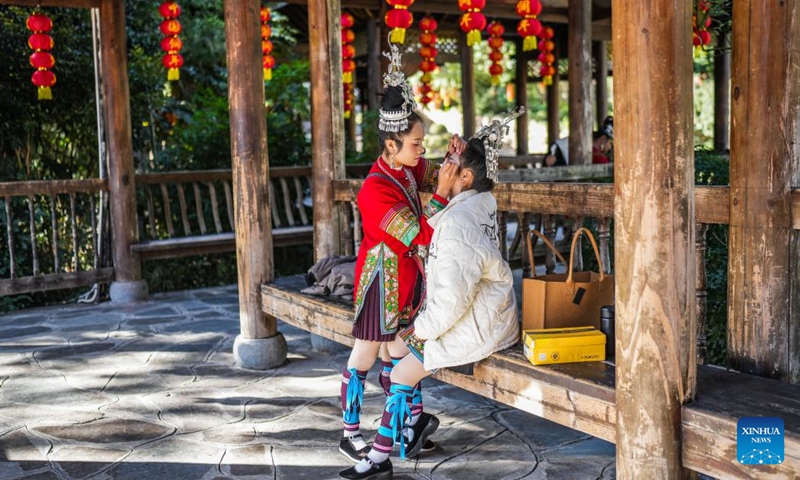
[{"left": 522, "top": 227, "right": 614, "bottom": 332}]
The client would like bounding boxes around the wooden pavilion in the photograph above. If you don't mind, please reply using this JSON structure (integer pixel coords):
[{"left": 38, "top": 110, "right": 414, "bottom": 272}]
[{"left": 1, "top": 0, "right": 799, "bottom": 478}]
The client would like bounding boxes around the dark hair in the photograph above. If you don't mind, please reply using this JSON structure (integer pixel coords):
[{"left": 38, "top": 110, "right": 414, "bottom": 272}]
[
  {"left": 377, "top": 86, "right": 423, "bottom": 154},
  {"left": 460, "top": 137, "right": 494, "bottom": 193}
]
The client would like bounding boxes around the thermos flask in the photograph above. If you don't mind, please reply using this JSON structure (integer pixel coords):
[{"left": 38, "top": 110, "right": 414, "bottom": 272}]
[{"left": 600, "top": 305, "right": 615, "bottom": 358}]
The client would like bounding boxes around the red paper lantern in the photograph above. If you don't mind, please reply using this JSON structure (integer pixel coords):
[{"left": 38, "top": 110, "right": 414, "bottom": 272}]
[
  {"left": 341, "top": 29, "right": 355, "bottom": 44},
  {"left": 342, "top": 44, "right": 355, "bottom": 59},
  {"left": 342, "top": 58, "right": 356, "bottom": 84},
  {"left": 516, "top": 0, "right": 542, "bottom": 51},
  {"left": 458, "top": 2, "right": 487, "bottom": 48},
  {"left": 159, "top": 2, "right": 183, "bottom": 81},
  {"left": 537, "top": 26, "right": 556, "bottom": 86},
  {"left": 341, "top": 13, "right": 354, "bottom": 29},
  {"left": 27, "top": 11, "right": 55, "bottom": 100},
  {"left": 29, "top": 51, "right": 55, "bottom": 69},
  {"left": 417, "top": 16, "right": 438, "bottom": 107},
  {"left": 487, "top": 21, "right": 504, "bottom": 86},
  {"left": 386, "top": 0, "right": 415, "bottom": 44},
  {"left": 261, "top": 7, "right": 275, "bottom": 81}
]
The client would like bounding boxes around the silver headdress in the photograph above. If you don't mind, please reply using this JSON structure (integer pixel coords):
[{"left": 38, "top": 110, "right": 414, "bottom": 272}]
[
  {"left": 379, "top": 38, "right": 418, "bottom": 133},
  {"left": 472, "top": 106, "right": 527, "bottom": 182}
]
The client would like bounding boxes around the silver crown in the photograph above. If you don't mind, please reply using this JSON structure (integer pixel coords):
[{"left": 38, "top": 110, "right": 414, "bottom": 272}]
[
  {"left": 379, "top": 38, "right": 418, "bottom": 133},
  {"left": 472, "top": 106, "right": 526, "bottom": 182}
]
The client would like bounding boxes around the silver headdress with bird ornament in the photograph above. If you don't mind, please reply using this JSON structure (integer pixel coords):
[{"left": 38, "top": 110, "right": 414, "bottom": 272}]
[
  {"left": 472, "top": 106, "right": 527, "bottom": 182},
  {"left": 378, "top": 38, "right": 419, "bottom": 133}
]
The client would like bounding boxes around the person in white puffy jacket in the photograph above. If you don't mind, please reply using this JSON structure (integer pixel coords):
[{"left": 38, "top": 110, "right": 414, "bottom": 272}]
[{"left": 346, "top": 136, "right": 519, "bottom": 480}]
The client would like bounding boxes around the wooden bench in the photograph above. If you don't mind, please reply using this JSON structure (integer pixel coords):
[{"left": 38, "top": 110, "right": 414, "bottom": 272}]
[{"left": 261, "top": 274, "right": 800, "bottom": 479}]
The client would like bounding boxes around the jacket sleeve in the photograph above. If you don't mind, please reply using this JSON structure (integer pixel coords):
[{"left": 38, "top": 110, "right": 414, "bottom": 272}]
[
  {"left": 358, "top": 178, "right": 444, "bottom": 248},
  {"left": 412, "top": 157, "right": 439, "bottom": 193},
  {"left": 414, "top": 229, "right": 484, "bottom": 341}
]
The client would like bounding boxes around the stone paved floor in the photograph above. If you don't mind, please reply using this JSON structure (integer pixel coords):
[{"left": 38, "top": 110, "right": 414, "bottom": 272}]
[{"left": 0, "top": 285, "right": 615, "bottom": 480}]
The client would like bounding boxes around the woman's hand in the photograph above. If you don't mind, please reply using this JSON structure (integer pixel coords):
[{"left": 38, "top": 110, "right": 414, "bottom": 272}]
[
  {"left": 446, "top": 134, "right": 467, "bottom": 159},
  {"left": 435, "top": 160, "right": 459, "bottom": 199}
]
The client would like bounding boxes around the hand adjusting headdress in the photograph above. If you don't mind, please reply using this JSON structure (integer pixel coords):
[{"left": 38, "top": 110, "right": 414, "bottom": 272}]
[
  {"left": 378, "top": 39, "right": 419, "bottom": 133},
  {"left": 472, "top": 106, "right": 526, "bottom": 182}
]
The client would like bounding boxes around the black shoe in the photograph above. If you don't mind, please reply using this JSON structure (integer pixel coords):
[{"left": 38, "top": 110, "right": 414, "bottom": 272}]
[
  {"left": 339, "top": 435, "right": 370, "bottom": 463},
  {"left": 403, "top": 412, "right": 439, "bottom": 458},
  {"left": 420, "top": 438, "right": 436, "bottom": 453},
  {"left": 339, "top": 458, "right": 393, "bottom": 480}
]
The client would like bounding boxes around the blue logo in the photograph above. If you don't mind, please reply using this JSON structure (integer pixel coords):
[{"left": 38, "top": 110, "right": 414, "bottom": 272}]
[{"left": 737, "top": 417, "right": 784, "bottom": 465}]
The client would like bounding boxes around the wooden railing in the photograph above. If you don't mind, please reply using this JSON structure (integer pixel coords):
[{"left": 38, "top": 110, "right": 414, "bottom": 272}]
[{"left": 0, "top": 178, "right": 113, "bottom": 296}]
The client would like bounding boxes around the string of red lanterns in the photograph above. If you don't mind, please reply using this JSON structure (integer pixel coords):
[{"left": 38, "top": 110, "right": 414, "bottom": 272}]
[
  {"left": 516, "top": 0, "right": 542, "bottom": 51},
  {"left": 418, "top": 16, "right": 438, "bottom": 106},
  {"left": 537, "top": 26, "right": 555, "bottom": 86},
  {"left": 341, "top": 12, "right": 356, "bottom": 118},
  {"left": 261, "top": 7, "right": 275, "bottom": 81},
  {"left": 693, "top": 0, "right": 712, "bottom": 48},
  {"left": 458, "top": 0, "right": 486, "bottom": 47},
  {"left": 487, "top": 22, "right": 504, "bottom": 86},
  {"left": 159, "top": 2, "right": 183, "bottom": 81},
  {"left": 27, "top": 11, "right": 56, "bottom": 101},
  {"left": 385, "top": 0, "right": 414, "bottom": 44}
]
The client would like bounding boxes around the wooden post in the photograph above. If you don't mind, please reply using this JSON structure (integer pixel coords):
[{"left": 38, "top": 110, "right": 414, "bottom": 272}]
[
  {"left": 308, "top": 0, "right": 345, "bottom": 262},
  {"left": 547, "top": 41, "right": 560, "bottom": 146},
  {"left": 224, "top": 0, "right": 285, "bottom": 369},
  {"left": 613, "top": 0, "right": 696, "bottom": 476},
  {"left": 790, "top": 2, "right": 800, "bottom": 386},
  {"left": 460, "top": 31, "right": 476, "bottom": 138},
  {"left": 568, "top": 0, "right": 592, "bottom": 165},
  {"left": 367, "top": 18, "right": 380, "bottom": 112},
  {"left": 593, "top": 41, "right": 608, "bottom": 130},
  {"left": 515, "top": 38, "right": 529, "bottom": 156},
  {"left": 99, "top": 0, "right": 147, "bottom": 302},
  {"left": 728, "top": 0, "right": 798, "bottom": 381},
  {"left": 713, "top": 33, "right": 730, "bottom": 153}
]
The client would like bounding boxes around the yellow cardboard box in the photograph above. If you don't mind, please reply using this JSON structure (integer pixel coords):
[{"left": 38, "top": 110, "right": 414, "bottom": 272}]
[{"left": 522, "top": 326, "right": 606, "bottom": 365}]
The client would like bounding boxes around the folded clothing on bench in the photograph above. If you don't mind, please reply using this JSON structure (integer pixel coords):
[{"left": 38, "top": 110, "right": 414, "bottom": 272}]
[{"left": 302, "top": 255, "right": 357, "bottom": 299}]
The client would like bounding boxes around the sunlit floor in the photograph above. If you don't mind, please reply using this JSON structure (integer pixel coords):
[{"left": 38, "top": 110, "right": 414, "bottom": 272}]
[{"left": 0, "top": 285, "right": 615, "bottom": 480}]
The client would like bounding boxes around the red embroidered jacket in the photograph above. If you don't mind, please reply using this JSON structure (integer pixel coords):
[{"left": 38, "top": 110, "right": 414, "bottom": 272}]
[{"left": 353, "top": 157, "right": 448, "bottom": 335}]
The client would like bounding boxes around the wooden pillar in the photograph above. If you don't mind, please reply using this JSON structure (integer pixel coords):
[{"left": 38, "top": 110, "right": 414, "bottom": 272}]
[
  {"left": 593, "top": 40, "right": 608, "bottom": 130},
  {"left": 308, "top": 0, "right": 345, "bottom": 262},
  {"left": 515, "top": 38, "right": 529, "bottom": 156},
  {"left": 459, "top": 31, "right": 476, "bottom": 138},
  {"left": 568, "top": 0, "right": 592, "bottom": 165},
  {"left": 367, "top": 18, "right": 381, "bottom": 112},
  {"left": 713, "top": 33, "right": 731, "bottom": 153},
  {"left": 224, "top": 0, "right": 285, "bottom": 369},
  {"left": 728, "top": 0, "right": 798, "bottom": 381},
  {"left": 99, "top": 0, "right": 147, "bottom": 302},
  {"left": 547, "top": 42, "right": 560, "bottom": 146},
  {"left": 613, "top": 0, "right": 696, "bottom": 476}
]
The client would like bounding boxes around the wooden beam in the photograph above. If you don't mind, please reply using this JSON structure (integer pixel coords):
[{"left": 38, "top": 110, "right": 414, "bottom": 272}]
[
  {"left": 308, "top": 0, "right": 345, "bottom": 261},
  {"left": 459, "top": 31, "right": 476, "bottom": 138},
  {"left": 515, "top": 38, "right": 529, "bottom": 156},
  {"left": 366, "top": 17, "right": 380, "bottom": 112},
  {"left": 728, "top": 0, "right": 797, "bottom": 381},
  {"left": 0, "top": 268, "right": 114, "bottom": 296},
  {"left": 568, "top": 0, "right": 592, "bottom": 165},
  {"left": 0, "top": 0, "right": 100, "bottom": 8},
  {"left": 223, "top": 0, "right": 275, "bottom": 340},
  {"left": 612, "top": 0, "right": 695, "bottom": 477},
  {"left": 547, "top": 41, "right": 561, "bottom": 145},
  {"left": 593, "top": 40, "right": 608, "bottom": 130},
  {"left": 713, "top": 33, "right": 731, "bottom": 153},
  {"left": 334, "top": 179, "right": 731, "bottom": 225},
  {"left": 791, "top": 0, "right": 800, "bottom": 387},
  {"left": 99, "top": 0, "right": 141, "bottom": 286},
  {"left": 0, "top": 179, "right": 106, "bottom": 197}
]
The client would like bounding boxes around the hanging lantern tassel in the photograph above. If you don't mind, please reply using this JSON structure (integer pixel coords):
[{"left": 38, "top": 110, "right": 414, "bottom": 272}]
[
  {"left": 27, "top": 12, "right": 56, "bottom": 101},
  {"left": 385, "top": 2, "right": 414, "bottom": 44}
]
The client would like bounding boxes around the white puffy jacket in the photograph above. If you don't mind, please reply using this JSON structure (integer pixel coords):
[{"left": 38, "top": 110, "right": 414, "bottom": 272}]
[{"left": 414, "top": 189, "right": 519, "bottom": 370}]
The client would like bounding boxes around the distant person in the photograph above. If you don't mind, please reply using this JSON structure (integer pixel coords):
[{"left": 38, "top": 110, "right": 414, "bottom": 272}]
[{"left": 543, "top": 116, "right": 613, "bottom": 166}]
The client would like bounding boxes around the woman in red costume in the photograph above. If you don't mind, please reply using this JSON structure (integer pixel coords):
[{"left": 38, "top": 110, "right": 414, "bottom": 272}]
[{"left": 337, "top": 42, "right": 462, "bottom": 478}]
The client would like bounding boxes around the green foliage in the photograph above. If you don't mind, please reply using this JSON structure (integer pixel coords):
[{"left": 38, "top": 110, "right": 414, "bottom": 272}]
[{"left": 265, "top": 60, "right": 312, "bottom": 166}]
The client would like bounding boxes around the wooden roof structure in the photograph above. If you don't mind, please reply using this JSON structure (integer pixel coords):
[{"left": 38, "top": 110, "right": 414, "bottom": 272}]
[{"left": 1, "top": 0, "right": 799, "bottom": 478}]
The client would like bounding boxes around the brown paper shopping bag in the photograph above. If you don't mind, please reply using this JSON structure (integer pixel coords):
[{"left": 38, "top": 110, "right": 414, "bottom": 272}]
[{"left": 522, "top": 227, "right": 614, "bottom": 332}]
